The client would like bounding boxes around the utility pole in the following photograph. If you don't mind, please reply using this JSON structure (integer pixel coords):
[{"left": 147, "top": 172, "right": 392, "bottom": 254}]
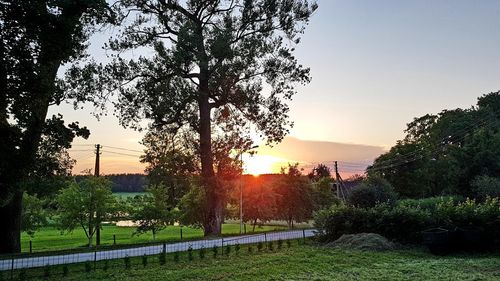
[
  {"left": 94, "top": 144, "right": 101, "bottom": 177},
  {"left": 334, "top": 161, "right": 340, "bottom": 198},
  {"left": 94, "top": 144, "right": 102, "bottom": 246}
]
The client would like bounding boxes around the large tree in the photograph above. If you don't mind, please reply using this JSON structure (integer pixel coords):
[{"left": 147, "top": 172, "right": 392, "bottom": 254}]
[
  {"left": 69, "top": 0, "right": 317, "bottom": 235},
  {"left": 0, "top": 0, "right": 111, "bottom": 253}
]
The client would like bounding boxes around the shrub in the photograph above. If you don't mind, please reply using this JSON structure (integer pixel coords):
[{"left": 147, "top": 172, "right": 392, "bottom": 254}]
[
  {"left": 267, "top": 241, "right": 274, "bottom": 251},
  {"left": 173, "top": 251, "right": 180, "bottom": 262},
  {"left": 188, "top": 246, "right": 193, "bottom": 261},
  {"left": 142, "top": 254, "right": 148, "bottom": 267},
  {"left": 159, "top": 252, "right": 166, "bottom": 265},
  {"left": 85, "top": 261, "right": 92, "bottom": 272},
  {"left": 247, "top": 245, "right": 253, "bottom": 254},
  {"left": 347, "top": 178, "right": 397, "bottom": 208},
  {"left": 124, "top": 256, "right": 131, "bottom": 269},
  {"left": 315, "top": 197, "right": 500, "bottom": 249},
  {"left": 43, "top": 264, "right": 50, "bottom": 278},
  {"left": 235, "top": 243, "right": 240, "bottom": 254},
  {"left": 277, "top": 239, "right": 283, "bottom": 250},
  {"left": 398, "top": 196, "right": 464, "bottom": 210},
  {"left": 103, "top": 260, "right": 109, "bottom": 271},
  {"left": 199, "top": 246, "right": 205, "bottom": 259},
  {"left": 18, "top": 269, "right": 26, "bottom": 281},
  {"left": 471, "top": 175, "right": 500, "bottom": 200},
  {"left": 212, "top": 245, "right": 218, "bottom": 258},
  {"left": 257, "top": 241, "right": 263, "bottom": 252},
  {"left": 225, "top": 245, "right": 231, "bottom": 256},
  {"left": 286, "top": 240, "right": 291, "bottom": 248}
]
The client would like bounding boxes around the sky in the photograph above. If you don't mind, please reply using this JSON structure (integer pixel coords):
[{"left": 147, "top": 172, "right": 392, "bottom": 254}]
[{"left": 53, "top": 0, "right": 500, "bottom": 176}]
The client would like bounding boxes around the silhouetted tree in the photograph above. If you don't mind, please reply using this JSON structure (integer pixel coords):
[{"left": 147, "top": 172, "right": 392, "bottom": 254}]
[
  {"left": 0, "top": 0, "right": 111, "bottom": 253},
  {"left": 68, "top": 0, "right": 317, "bottom": 236}
]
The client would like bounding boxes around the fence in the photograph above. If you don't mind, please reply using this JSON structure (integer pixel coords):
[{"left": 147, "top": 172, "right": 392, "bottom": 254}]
[{"left": 0, "top": 229, "right": 315, "bottom": 280}]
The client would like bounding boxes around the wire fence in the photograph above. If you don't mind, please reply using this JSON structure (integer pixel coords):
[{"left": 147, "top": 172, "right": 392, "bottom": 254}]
[{"left": 0, "top": 229, "right": 315, "bottom": 280}]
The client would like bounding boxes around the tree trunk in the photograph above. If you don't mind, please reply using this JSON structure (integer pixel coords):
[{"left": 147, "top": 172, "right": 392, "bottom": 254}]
[
  {"left": 198, "top": 77, "right": 222, "bottom": 236},
  {"left": 96, "top": 223, "right": 101, "bottom": 246},
  {"left": 0, "top": 191, "right": 23, "bottom": 253}
]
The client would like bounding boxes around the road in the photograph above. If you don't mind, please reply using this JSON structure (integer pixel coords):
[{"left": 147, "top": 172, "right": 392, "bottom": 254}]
[{"left": 0, "top": 229, "right": 316, "bottom": 271}]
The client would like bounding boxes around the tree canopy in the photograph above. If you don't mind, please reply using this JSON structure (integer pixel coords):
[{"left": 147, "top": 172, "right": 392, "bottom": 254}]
[
  {"left": 368, "top": 91, "right": 500, "bottom": 199},
  {"left": 0, "top": 0, "right": 112, "bottom": 253},
  {"left": 67, "top": 0, "right": 317, "bottom": 235}
]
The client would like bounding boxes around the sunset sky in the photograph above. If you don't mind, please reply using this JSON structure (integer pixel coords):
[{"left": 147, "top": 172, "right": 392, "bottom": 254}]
[{"left": 54, "top": 0, "right": 500, "bottom": 176}]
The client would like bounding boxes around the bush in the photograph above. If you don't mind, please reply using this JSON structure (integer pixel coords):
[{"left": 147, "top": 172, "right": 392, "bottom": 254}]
[
  {"left": 315, "top": 197, "right": 500, "bottom": 249},
  {"left": 142, "top": 254, "right": 148, "bottom": 267},
  {"left": 159, "top": 252, "right": 166, "bottom": 265},
  {"left": 124, "top": 256, "right": 131, "bottom": 269},
  {"left": 247, "top": 245, "right": 253, "bottom": 254},
  {"left": 43, "top": 264, "right": 50, "bottom": 278},
  {"left": 212, "top": 245, "right": 218, "bottom": 258},
  {"left": 471, "top": 175, "right": 500, "bottom": 200},
  {"left": 199, "top": 246, "right": 205, "bottom": 259},
  {"left": 347, "top": 177, "right": 397, "bottom": 208},
  {"left": 235, "top": 243, "right": 240, "bottom": 254},
  {"left": 267, "top": 241, "right": 274, "bottom": 251},
  {"left": 103, "top": 260, "right": 109, "bottom": 271},
  {"left": 286, "top": 240, "right": 291, "bottom": 248},
  {"left": 277, "top": 239, "right": 283, "bottom": 250},
  {"left": 85, "top": 261, "right": 92, "bottom": 272},
  {"left": 173, "top": 251, "right": 180, "bottom": 262},
  {"left": 257, "top": 241, "right": 263, "bottom": 252},
  {"left": 18, "top": 269, "right": 26, "bottom": 281},
  {"left": 188, "top": 246, "right": 193, "bottom": 261},
  {"left": 224, "top": 245, "right": 231, "bottom": 256},
  {"left": 398, "top": 196, "right": 464, "bottom": 210}
]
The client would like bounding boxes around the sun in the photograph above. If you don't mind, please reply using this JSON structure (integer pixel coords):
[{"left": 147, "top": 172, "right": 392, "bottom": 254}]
[{"left": 243, "top": 154, "right": 285, "bottom": 176}]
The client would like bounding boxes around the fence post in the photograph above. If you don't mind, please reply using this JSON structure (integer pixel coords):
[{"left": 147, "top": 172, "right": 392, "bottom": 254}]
[
  {"left": 302, "top": 229, "right": 306, "bottom": 244},
  {"left": 221, "top": 237, "right": 224, "bottom": 248},
  {"left": 180, "top": 227, "right": 183, "bottom": 240},
  {"left": 163, "top": 242, "right": 166, "bottom": 254},
  {"left": 94, "top": 248, "right": 97, "bottom": 271},
  {"left": 264, "top": 232, "right": 267, "bottom": 243},
  {"left": 10, "top": 257, "right": 14, "bottom": 281},
  {"left": 29, "top": 240, "right": 32, "bottom": 254},
  {"left": 244, "top": 224, "right": 246, "bottom": 234},
  {"left": 113, "top": 235, "right": 116, "bottom": 246}
]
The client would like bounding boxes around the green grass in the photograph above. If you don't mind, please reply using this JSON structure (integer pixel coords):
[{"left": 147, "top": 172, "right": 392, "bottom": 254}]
[
  {"left": 21, "top": 224, "right": 286, "bottom": 253},
  {"left": 13, "top": 243, "right": 500, "bottom": 280}
]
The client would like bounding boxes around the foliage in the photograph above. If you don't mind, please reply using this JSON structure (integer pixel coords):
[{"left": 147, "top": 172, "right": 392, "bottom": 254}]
[
  {"left": 346, "top": 176, "right": 397, "bottom": 208},
  {"left": 21, "top": 192, "right": 48, "bottom": 238},
  {"left": 315, "top": 197, "right": 500, "bottom": 247},
  {"left": 124, "top": 256, "right": 131, "bottom": 269},
  {"left": 68, "top": 0, "right": 317, "bottom": 236},
  {"left": 311, "top": 177, "right": 339, "bottom": 210},
  {"left": 199, "top": 246, "right": 205, "bottom": 259},
  {"left": 470, "top": 175, "right": 500, "bottom": 200},
  {"left": 178, "top": 181, "right": 207, "bottom": 229},
  {"left": 0, "top": 0, "right": 111, "bottom": 253},
  {"left": 130, "top": 185, "right": 178, "bottom": 240},
  {"left": 142, "top": 254, "right": 148, "bottom": 267},
  {"left": 212, "top": 245, "right": 218, "bottom": 258},
  {"left": 159, "top": 252, "right": 166, "bottom": 265},
  {"left": 307, "top": 164, "right": 331, "bottom": 181},
  {"left": 242, "top": 183, "right": 277, "bottom": 231},
  {"left": 56, "top": 177, "right": 118, "bottom": 247},
  {"left": 140, "top": 128, "right": 196, "bottom": 206},
  {"left": 188, "top": 246, "right": 194, "bottom": 261},
  {"left": 274, "top": 164, "right": 314, "bottom": 227},
  {"left": 398, "top": 196, "right": 464, "bottom": 210},
  {"left": 368, "top": 91, "right": 500, "bottom": 199}
]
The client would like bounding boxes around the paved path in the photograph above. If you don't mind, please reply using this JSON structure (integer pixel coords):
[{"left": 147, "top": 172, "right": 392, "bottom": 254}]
[{"left": 0, "top": 229, "right": 316, "bottom": 271}]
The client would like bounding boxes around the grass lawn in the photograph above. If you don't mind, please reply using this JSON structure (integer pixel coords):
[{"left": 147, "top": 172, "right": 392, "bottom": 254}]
[
  {"left": 21, "top": 223, "right": 286, "bottom": 253},
  {"left": 13, "top": 243, "right": 500, "bottom": 280},
  {"left": 113, "top": 192, "right": 147, "bottom": 199}
]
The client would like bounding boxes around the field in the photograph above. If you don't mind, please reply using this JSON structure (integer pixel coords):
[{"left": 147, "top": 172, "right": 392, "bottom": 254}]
[
  {"left": 21, "top": 223, "right": 286, "bottom": 253},
  {"left": 12, "top": 243, "right": 500, "bottom": 281}
]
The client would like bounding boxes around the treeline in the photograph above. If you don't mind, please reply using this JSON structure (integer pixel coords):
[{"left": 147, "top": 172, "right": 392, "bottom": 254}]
[{"left": 74, "top": 174, "right": 147, "bottom": 192}]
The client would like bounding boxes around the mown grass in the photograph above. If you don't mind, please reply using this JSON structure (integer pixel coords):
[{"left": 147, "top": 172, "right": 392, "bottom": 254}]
[
  {"left": 10, "top": 242, "right": 500, "bottom": 281},
  {"left": 21, "top": 223, "right": 286, "bottom": 253}
]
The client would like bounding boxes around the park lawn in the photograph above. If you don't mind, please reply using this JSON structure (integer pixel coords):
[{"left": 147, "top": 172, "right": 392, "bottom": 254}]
[
  {"left": 21, "top": 223, "right": 286, "bottom": 253},
  {"left": 16, "top": 244, "right": 500, "bottom": 281}
]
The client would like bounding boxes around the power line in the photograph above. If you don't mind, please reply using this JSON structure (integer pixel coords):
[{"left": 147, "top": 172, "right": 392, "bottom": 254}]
[
  {"left": 103, "top": 145, "right": 144, "bottom": 153},
  {"left": 101, "top": 150, "right": 142, "bottom": 158}
]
